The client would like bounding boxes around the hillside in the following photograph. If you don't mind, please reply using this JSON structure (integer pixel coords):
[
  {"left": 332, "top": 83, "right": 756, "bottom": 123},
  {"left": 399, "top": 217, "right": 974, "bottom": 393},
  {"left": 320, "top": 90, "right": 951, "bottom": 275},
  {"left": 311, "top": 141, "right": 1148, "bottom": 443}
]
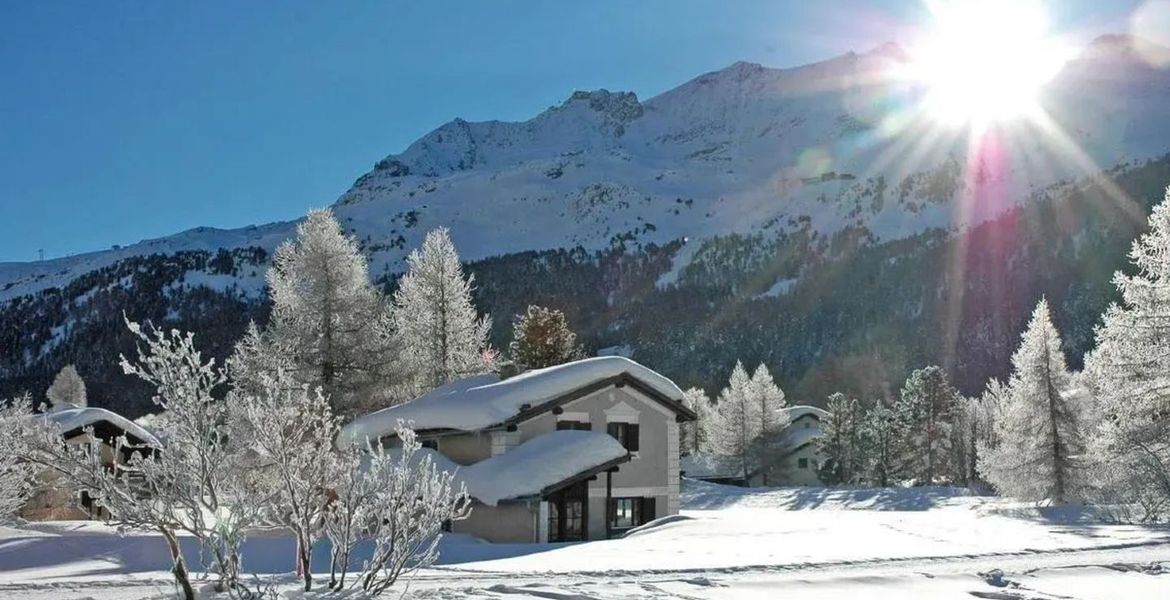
[{"left": 3, "top": 35, "right": 1170, "bottom": 414}]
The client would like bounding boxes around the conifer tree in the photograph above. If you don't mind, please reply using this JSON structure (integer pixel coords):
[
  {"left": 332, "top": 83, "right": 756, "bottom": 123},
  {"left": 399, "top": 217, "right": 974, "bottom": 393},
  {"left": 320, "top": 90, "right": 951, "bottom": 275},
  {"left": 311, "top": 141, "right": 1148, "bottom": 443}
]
[
  {"left": 818, "top": 393, "right": 864, "bottom": 485},
  {"left": 393, "top": 228, "right": 493, "bottom": 392},
  {"left": 509, "top": 305, "right": 584, "bottom": 371},
  {"left": 46, "top": 364, "right": 86, "bottom": 410},
  {"left": 978, "top": 299, "right": 1087, "bottom": 503},
  {"left": 861, "top": 402, "right": 901, "bottom": 487},
  {"left": 713, "top": 361, "right": 759, "bottom": 480},
  {"left": 257, "top": 209, "right": 399, "bottom": 417},
  {"left": 680, "top": 387, "right": 716, "bottom": 456},
  {"left": 896, "top": 365, "right": 960, "bottom": 484},
  {"left": 1083, "top": 190, "right": 1170, "bottom": 514}
]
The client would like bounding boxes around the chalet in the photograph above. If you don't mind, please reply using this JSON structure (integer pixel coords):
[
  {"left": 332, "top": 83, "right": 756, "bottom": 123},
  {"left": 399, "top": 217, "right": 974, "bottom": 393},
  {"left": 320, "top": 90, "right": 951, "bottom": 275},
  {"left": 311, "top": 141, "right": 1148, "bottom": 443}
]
[
  {"left": 340, "top": 356, "right": 697, "bottom": 543},
  {"left": 21, "top": 406, "right": 160, "bottom": 520},
  {"left": 681, "top": 404, "right": 829, "bottom": 487},
  {"left": 777, "top": 405, "right": 830, "bottom": 486}
]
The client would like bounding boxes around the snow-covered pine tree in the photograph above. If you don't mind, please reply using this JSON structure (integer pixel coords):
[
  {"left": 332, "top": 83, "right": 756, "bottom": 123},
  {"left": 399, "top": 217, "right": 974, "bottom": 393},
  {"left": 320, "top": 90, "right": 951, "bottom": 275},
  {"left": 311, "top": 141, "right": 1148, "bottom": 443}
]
[
  {"left": 747, "top": 363, "right": 790, "bottom": 485},
  {"left": 508, "top": 305, "right": 584, "bottom": 371},
  {"left": 1083, "top": 189, "right": 1170, "bottom": 516},
  {"left": 46, "top": 364, "right": 86, "bottom": 410},
  {"left": 713, "top": 361, "right": 760, "bottom": 481},
  {"left": 978, "top": 299, "right": 1087, "bottom": 503},
  {"left": 896, "top": 365, "right": 960, "bottom": 485},
  {"left": 262, "top": 209, "right": 399, "bottom": 417},
  {"left": 861, "top": 402, "right": 900, "bottom": 487},
  {"left": 817, "top": 393, "right": 864, "bottom": 485},
  {"left": 393, "top": 227, "right": 493, "bottom": 392},
  {"left": 680, "top": 387, "right": 715, "bottom": 456}
]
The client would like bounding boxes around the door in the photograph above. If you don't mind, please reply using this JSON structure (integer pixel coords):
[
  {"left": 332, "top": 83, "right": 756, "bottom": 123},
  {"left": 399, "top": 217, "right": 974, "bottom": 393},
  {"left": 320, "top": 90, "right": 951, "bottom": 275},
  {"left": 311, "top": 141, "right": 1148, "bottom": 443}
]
[{"left": 547, "top": 480, "right": 588, "bottom": 542}]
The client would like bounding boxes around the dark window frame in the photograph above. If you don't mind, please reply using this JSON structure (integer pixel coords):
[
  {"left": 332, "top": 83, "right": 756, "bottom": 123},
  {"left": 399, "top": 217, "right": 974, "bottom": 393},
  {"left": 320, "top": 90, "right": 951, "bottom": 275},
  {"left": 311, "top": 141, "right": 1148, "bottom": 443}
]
[
  {"left": 556, "top": 420, "right": 592, "bottom": 431},
  {"left": 608, "top": 496, "right": 656, "bottom": 531},
  {"left": 606, "top": 422, "right": 640, "bottom": 452}
]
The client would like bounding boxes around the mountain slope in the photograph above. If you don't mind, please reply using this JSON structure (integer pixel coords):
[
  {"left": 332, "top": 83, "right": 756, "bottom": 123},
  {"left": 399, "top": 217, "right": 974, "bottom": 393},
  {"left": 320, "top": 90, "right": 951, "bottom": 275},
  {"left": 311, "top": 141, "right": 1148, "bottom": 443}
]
[{"left": 3, "top": 36, "right": 1170, "bottom": 413}]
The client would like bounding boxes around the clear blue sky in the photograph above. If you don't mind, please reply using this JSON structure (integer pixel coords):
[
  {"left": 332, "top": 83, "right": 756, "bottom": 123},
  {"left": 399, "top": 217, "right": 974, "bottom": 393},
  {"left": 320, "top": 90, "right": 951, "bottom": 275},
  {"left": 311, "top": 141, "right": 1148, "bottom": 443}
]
[{"left": 0, "top": 1, "right": 1140, "bottom": 261}]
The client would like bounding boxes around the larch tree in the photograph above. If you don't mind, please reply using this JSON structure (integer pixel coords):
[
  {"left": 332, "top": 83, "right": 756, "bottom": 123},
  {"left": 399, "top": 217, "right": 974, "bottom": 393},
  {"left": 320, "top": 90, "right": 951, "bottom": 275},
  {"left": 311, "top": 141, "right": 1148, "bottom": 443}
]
[
  {"left": 747, "top": 363, "right": 790, "bottom": 484},
  {"left": 393, "top": 227, "right": 493, "bottom": 392},
  {"left": 680, "top": 387, "right": 715, "bottom": 456},
  {"left": 261, "top": 209, "right": 399, "bottom": 417},
  {"left": 978, "top": 299, "right": 1087, "bottom": 503},
  {"left": 508, "top": 304, "right": 584, "bottom": 372},
  {"left": 713, "top": 361, "right": 760, "bottom": 481},
  {"left": 896, "top": 365, "right": 960, "bottom": 485},
  {"left": 46, "top": 364, "right": 86, "bottom": 410},
  {"left": 1083, "top": 190, "right": 1170, "bottom": 516}
]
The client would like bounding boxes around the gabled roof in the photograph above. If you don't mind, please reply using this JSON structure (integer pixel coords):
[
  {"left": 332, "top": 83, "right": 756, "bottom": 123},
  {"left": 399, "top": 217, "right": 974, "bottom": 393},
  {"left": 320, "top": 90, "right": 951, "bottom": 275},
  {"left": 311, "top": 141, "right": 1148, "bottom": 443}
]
[
  {"left": 340, "top": 356, "right": 693, "bottom": 445},
  {"left": 389, "top": 430, "right": 630, "bottom": 506},
  {"left": 45, "top": 407, "right": 161, "bottom": 448},
  {"left": 782, "top": 405, "right": 830, "bottom": 421},
  {"left": 460, "top": 430, "right": 629, "bottom": 506}
]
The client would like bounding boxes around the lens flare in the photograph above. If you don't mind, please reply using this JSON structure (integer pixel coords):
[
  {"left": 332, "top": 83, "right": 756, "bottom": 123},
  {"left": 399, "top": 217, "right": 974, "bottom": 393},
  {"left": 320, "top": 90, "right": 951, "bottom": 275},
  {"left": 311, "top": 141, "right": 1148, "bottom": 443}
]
[{"left": 905, "top": 0, "right": 1072, "bottom": 126}]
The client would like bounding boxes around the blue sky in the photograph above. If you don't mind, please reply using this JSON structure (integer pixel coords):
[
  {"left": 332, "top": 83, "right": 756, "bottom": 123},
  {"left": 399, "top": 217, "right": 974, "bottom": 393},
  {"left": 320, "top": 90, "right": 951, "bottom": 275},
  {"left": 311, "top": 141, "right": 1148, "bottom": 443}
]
[{"left": 0, "top": 1, "right": 1142, "bottom": 261}]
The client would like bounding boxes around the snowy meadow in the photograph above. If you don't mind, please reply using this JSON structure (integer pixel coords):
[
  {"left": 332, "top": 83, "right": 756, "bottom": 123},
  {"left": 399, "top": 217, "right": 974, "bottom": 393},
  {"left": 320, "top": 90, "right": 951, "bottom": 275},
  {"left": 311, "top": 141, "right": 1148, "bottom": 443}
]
[{"left": 1, "top": 481, "right": 1168, "bottom": 599}]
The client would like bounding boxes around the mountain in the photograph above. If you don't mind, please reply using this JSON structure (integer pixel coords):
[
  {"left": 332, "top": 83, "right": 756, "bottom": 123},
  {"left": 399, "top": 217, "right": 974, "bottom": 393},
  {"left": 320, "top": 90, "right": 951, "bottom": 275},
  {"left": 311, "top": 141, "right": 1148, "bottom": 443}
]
[{"left": 4, "top": 35, "right": 1170, "bottom": 415}]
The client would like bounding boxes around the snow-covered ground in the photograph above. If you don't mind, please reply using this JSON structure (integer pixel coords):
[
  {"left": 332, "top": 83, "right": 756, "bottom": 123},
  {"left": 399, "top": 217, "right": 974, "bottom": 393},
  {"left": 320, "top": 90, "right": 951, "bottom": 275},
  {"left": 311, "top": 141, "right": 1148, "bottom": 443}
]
[{"left": 2, "top": 480, "right": 1167, "bottom": 599}]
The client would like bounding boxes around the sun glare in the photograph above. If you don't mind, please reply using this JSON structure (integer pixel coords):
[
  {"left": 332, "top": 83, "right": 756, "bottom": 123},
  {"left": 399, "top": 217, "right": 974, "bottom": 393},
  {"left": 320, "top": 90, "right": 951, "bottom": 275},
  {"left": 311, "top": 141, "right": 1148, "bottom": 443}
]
[{"left": 908, "top": 0, "right": 1071, "bottom": 126}]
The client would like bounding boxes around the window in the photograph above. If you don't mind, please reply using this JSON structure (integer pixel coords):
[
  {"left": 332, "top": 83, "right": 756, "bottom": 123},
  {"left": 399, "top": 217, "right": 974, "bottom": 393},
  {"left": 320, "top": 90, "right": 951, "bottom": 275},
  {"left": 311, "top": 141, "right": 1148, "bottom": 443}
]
[
  {"left": 606, "top": 422, "right": 639, "bottom": 452},
  {"left": 556, "top": 420, "right": 591, "bottom": 431},
  {"left": 420, "top": 439, "right": 438, "bottom": 451},
  {"left": 608, "top": 497, "right": 655, "bottom": 531},
  {"left": 798, "top": 457, "right": 808, "bottom": 469}
]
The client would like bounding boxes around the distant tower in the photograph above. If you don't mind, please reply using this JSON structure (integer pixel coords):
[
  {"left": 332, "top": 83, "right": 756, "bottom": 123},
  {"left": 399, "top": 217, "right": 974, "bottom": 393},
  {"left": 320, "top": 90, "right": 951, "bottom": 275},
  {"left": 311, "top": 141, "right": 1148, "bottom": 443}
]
[{"left": 38, "top": 248, "right": 44, "bottom": 261}]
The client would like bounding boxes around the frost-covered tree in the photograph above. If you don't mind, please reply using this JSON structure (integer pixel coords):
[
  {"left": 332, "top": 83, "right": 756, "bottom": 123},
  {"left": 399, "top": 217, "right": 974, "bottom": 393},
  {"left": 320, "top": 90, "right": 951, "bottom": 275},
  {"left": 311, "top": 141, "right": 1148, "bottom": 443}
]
[
  {"left": 749, "top": 363, "right": 789, "bottom": 435},
  {"left": 24, "top": 321, "right": 264, "bottom": 599},
  {"left": 955, "top": 392, "right": 995, "bottom": 489},
  {"left": 46, "top": 364, "right": 86, "bottom": 410},
  {"left": 393, "top": 228, "right": 493, "bottom": 392},
  {"left": 232, "top": 369, "right": 340, "bottom": 591},
  {"left": 261, "top": 209, "right": 399, "bottom": 417},
  {"left": 713, "top": 361, "right": 759, "bottom": 480},
  {"left": 508, "top": 305, "right": 584, "bottom": 371},
  {"left": 861, "top": 402, "right": 901, "bottom": 487},
  {"left": 747, "top": 363, "right": 790, "bottom": 485},
  {"left": 978, "top": 299, "right": 1087, "bottom": 503},
  {"left": 354, "top": 425, "right": 471, "bottom": 596},
  {"left": 896, "top": 365, "right": 960, "bottom": 484},
  {"left": 0, "top": 395, "right": 40, "bottom": 521},
  {"left": 1083, "top": 190, "right": 1170, "bottom": 517},
  {"left": 680, "top": 387, "right": 715, "bottom": 456},
  {"left": 818, "top": 393, "right": 865, "bottom": 485}
]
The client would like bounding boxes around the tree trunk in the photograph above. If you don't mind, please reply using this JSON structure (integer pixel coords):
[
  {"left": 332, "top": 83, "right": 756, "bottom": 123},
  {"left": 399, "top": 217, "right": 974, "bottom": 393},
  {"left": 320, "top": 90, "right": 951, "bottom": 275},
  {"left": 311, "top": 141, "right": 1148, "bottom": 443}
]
[
  {"left": 300, "top": 535, "right": 313, "bottom": 591},
  {"left": 160, "top": 527, "right": 195, "bottom": 600},
  {"left": 1042, "top": 336, "right": 1066, "bottom": 504}
]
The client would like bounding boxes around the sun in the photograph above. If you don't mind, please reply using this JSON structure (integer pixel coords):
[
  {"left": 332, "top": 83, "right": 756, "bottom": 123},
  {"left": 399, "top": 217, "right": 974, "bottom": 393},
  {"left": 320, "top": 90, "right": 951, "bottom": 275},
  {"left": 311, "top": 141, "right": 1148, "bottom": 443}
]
[{"left": 907, "top": 0, "right": 1072, "bottom": 126}]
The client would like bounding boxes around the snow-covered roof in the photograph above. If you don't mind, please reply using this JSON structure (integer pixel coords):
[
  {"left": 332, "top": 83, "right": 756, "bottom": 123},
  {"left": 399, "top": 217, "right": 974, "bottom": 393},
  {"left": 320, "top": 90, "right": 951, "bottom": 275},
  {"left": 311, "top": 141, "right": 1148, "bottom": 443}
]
[
  {"left": 340, "top": 356, "right": 687, "bottom": 445},
  {"left": 44, "top": 407, "right": 161, "bottom": 448},
  {"left": 386, "top": 430, "right": 629, "bottom": 507},
  {"left": 461, "top": 430, "right": 628, "bottom": 506},
  {"left": 782, "top": 405, "right": 830, "bottom": 421},
  {"left": 680, "top": 453, "right": 747, "bottom": 480}
]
